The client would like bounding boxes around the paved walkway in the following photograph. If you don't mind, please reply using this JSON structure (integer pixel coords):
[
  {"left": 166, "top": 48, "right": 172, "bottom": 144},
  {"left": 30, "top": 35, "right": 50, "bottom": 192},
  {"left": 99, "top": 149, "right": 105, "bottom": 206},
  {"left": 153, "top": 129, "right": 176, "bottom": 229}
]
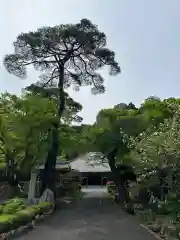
[{"left": 17, "top": 189, "right": 155, "bottom": 240}]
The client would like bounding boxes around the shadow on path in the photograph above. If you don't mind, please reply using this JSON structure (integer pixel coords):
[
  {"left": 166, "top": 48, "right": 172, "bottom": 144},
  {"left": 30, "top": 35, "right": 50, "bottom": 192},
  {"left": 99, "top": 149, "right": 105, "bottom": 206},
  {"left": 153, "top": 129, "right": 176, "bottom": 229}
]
[{"left": 17, "top": 189, "right": 155, "bottom": 240}]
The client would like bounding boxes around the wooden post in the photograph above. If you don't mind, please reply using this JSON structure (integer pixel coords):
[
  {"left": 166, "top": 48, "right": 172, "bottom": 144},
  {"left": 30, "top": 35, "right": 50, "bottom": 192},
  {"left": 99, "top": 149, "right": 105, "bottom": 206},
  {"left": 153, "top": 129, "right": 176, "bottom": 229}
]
[{"left": 28, "top": 171, "right": 37, "bottom": 201}]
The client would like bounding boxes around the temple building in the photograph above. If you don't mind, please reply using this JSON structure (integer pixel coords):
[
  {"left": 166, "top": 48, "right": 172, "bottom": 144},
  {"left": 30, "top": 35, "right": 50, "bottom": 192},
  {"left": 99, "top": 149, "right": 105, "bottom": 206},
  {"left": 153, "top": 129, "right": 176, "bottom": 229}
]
[
  {"left": 28, "top": 152, "right": 111, "bottom": 201},
  {"left": 70, "top": 153, "right": 111, "bottom": 186}
]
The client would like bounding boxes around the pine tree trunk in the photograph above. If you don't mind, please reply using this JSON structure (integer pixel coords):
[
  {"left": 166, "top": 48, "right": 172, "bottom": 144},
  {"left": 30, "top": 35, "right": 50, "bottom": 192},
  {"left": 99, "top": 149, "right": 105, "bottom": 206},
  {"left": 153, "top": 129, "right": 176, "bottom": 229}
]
[
  {"left": 41, "top": 65, "right": 65, "bottom": 197},
  {"left": 41, "top": 126, "right": 59, "bottom": 194}
]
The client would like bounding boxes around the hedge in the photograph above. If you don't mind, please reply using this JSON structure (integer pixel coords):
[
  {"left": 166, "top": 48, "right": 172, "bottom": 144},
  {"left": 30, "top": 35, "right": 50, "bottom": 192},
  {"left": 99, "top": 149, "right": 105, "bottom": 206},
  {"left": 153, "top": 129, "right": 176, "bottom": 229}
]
[
  {"left": 0, "top": 202, "right": 52, "bottom": 234},
  {"left": 0, "top": 198, "right": 26, "bottom": 214}
]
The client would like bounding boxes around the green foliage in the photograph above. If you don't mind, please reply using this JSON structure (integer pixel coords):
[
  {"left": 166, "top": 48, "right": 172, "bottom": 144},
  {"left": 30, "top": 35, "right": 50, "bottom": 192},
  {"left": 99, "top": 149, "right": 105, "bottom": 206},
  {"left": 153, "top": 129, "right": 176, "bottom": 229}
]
[
  {"left": 127, "top": 102, "right": 180, "bottom": 238},
  {"left": 1, "top": 198, "right": 25, "bottom": 215},
  {"left": 106, "top": 182, "right": 117, "bottom": 194},
  {"left": 0, "top": 202, "right": 52, "bottom": 234},
  {"left": 0, "top": 92, "right": 54, "bottom": 173},
  {"left": 133, "top": 104, "right": 180, "bottom": 173},
  {"left": 25, "top": 86, "right": 83, "bottom": 125},
  {"left": 0, "top": 91, "right": 83, "bottom": 175}
]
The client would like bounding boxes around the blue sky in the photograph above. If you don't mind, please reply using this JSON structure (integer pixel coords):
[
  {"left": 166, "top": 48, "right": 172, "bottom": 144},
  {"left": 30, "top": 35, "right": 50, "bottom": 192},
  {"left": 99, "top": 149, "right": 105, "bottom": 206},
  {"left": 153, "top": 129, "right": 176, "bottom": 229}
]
[{"left": 1, "top": 0, "right": 180, "bottom": 123}]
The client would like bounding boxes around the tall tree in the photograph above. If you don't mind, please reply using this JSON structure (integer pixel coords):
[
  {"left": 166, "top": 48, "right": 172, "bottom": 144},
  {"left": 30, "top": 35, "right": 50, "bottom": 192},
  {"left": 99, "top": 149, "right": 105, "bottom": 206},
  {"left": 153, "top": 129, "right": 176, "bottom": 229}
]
[{"left": 4, "top": 19, "right": 120, "bottom": 193}]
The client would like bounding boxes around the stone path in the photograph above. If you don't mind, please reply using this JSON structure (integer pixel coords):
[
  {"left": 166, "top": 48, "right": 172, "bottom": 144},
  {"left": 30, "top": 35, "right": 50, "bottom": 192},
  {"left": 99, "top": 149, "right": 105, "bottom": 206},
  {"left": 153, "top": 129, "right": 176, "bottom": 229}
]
[{"left": 17, "top": 188, "right": 155, "bottom": 240}]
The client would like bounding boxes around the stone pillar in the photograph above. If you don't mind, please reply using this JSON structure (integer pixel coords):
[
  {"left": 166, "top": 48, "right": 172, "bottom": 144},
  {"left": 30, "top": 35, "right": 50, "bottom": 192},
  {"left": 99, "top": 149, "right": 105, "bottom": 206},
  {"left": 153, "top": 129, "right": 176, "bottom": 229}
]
[{"left": 28, "top": 171, "right": 37, "bottom": 201}]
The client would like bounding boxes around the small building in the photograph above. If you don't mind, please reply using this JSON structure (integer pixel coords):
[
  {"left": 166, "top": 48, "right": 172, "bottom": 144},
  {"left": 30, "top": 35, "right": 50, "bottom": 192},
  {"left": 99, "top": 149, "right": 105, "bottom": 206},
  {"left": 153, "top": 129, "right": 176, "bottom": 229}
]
[
  {"left": 28, "top": 153, "right": 112, "bottom": 201},
  {"left": 70, "top": 153, "right": 112, "bottom": 186}
]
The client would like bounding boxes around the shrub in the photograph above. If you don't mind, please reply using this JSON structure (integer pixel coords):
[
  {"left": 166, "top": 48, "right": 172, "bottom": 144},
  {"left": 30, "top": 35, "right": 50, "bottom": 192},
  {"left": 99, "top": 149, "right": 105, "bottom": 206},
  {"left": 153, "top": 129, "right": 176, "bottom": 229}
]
[
  {"left": 0, "top": 215, "right": 14, "bottom": 234},
  {"left": 1, "top": 198, "right": 25, "bottom": 214},
  {"left": 0, "top": 202, "right": 52, "bottom": 234},
  {"left": 156, "top": 201, "right": 172, "bottom": 215},
  {"left": 106, "top": 181, "right": 117, "bottom": 194},
  {"left": 12, "top": 207, "right": 37, "bottom": 228}
]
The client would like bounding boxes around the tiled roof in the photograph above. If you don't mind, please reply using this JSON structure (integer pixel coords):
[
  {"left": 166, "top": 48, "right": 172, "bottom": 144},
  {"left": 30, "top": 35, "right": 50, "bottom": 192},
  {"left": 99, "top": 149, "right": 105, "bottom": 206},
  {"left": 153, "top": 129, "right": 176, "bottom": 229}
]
[
  {"left": 70, "top": 154, "right": 110, "bottom": 172},
  {"left": 35, "top": 161, "right": 70, "bottom": 170},
  {"left": 35, "top": 152, "right": 110, "bottom": 172}
]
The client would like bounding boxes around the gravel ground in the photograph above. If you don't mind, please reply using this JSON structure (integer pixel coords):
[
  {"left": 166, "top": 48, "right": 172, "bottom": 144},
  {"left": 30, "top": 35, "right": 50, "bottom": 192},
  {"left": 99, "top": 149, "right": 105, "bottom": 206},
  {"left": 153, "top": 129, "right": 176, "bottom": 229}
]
[{"left": 17, "top": 189, "right": 155, "bottom": 240}]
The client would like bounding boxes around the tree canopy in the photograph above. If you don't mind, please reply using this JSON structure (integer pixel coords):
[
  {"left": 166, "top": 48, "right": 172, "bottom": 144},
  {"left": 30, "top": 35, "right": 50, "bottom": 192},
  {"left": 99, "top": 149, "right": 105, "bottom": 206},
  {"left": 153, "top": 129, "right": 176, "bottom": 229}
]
[{"left": 4, "top": 18, "right": 120, "bottom": 95}]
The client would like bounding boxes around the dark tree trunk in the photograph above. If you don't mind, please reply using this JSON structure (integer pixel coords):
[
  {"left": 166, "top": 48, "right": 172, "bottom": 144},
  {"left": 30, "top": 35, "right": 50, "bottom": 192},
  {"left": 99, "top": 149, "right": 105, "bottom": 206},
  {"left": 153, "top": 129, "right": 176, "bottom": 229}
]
[
  {"left": 156, "top": 168, "right": 168, "bottom": 201},
  {"left": 6, "top": 153, "right": 19, "bottom": 197},
  {"left": 58, "top": 66, "right": 65, "bottom": 120},
  {"left": 107, "top": 148, "right": 130, "bottom": 205},
  {"left": 41, "top": 126, "right": 59, "bottom": 194},
  {"left": 41, "top": 65, "right": 65, "bottom": 196}
]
